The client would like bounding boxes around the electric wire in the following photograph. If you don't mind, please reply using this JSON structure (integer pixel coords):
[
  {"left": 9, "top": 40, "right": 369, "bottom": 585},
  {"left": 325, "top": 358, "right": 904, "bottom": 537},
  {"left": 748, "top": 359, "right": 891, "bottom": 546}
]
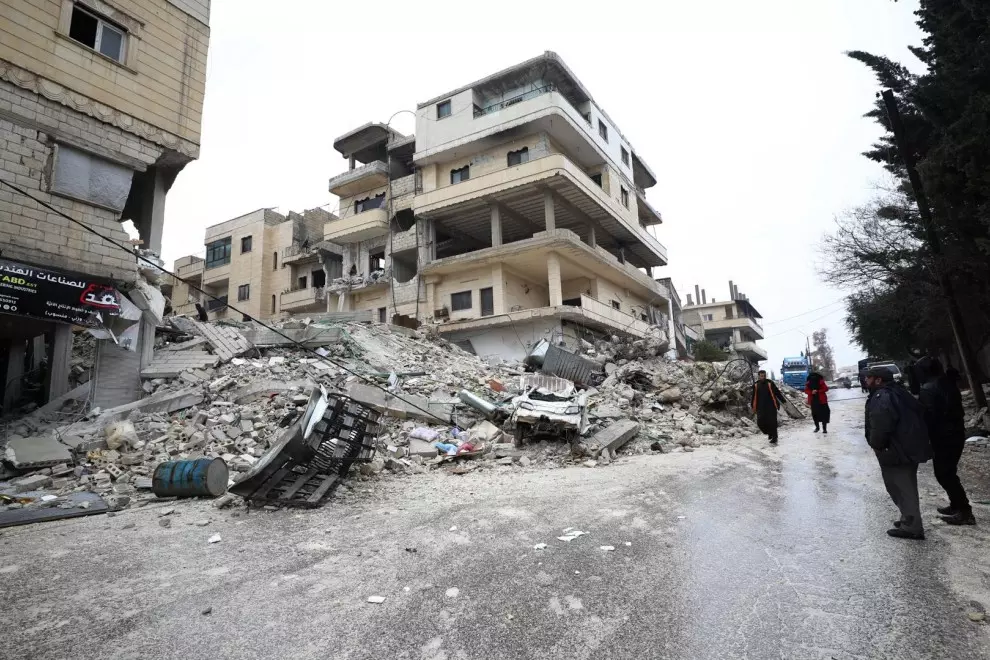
[{"left": 0, "top": 179, "right": 452, "bottom": 425}]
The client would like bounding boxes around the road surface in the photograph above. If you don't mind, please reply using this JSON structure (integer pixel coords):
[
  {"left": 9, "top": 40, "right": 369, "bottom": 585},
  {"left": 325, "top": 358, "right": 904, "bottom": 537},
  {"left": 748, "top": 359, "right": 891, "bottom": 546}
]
[{"left": 3, "top": 387, "right": 990, "bottom": 659}]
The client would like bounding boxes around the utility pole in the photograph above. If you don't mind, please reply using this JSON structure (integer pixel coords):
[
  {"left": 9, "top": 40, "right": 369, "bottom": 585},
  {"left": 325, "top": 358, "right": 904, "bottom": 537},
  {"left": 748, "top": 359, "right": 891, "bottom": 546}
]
[{"left": 881, "top": 90, "right": 988, "bottom": 409}]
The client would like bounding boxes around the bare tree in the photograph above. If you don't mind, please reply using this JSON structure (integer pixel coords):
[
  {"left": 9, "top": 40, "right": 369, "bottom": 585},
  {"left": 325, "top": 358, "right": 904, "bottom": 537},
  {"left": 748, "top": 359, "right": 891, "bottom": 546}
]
[{"left": 811, "top": 328, "right": 837, "bottom": 380}]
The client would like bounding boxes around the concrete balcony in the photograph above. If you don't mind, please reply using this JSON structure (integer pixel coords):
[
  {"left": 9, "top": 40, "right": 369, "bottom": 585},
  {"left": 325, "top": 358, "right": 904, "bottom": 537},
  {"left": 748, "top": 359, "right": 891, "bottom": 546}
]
[
  {"left": 328, "top": 161, "right": 389, "bottom": 197},
  {"left": 176, "top": 260, "right": 204, "bottom": 280},
  {"left": 281, "top": 243, "right": 319, "bottom": 265},
  {"left": 413, "top": 154, "right": 667, "bottom": 267},
  {"left": 701, "top": 316, "right": 764, "bottom": 340},
  {"left": 202, "top": 262, "right": 230, "bottom": 286},
  {"left": 733, "top": 341, "right": 768, "bottom": 361},
  {"left": 324, "top": 208, "right": 389, "bottom": 244},
  {"left": 576, "top": 294, "right": 653, "bottom": 337},
  {"left": 280, "top": 287, "right": 326, "bottom": 313}
]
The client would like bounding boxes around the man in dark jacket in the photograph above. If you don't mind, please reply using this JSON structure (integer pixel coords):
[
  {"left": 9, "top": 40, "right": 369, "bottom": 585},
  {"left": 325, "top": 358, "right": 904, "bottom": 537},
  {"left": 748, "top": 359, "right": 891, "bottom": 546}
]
[
  {"left": 752, "top": 370, "right": 785, "bottom": 444},
  {"left": 917, "top": 358, "right": 975, "bottom": 525},
  {"left": 865, "top": 366, "right": 933, "bottom": 539}
]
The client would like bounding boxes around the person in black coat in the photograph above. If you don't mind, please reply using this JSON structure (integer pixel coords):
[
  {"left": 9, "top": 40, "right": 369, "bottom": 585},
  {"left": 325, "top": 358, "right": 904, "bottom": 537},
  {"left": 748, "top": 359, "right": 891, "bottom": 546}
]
[
  {"left": 917, "top": 357, "right": 975, "bottom": 525},
  {"left": 865, "top": 366, "right": 933, "bottom": 539},
  {"left": 752, "top": 370, "right": 784, "bottom": 444}
]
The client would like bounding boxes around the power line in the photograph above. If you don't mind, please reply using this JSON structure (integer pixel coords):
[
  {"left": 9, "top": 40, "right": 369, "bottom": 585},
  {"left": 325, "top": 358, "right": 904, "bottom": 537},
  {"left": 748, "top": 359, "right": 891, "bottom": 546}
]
[
  {"left": 761, "top": 298, "right": 848, "bottom": 325},
  {"left": 0, "top": 179, "right": 452, "bottom": 426},
  {"left": 762, "top": 306, "right": 848, "bottom": 340}
]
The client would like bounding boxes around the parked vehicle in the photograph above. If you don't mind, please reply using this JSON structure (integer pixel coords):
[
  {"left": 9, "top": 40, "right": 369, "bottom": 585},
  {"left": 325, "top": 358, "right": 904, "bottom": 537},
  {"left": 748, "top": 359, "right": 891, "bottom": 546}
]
[
  {"left": 867, "top": 361, "right": 903, "bottom": 382},
  {"left": 836, "top": 375, "right": 852, "bottom": 389}
]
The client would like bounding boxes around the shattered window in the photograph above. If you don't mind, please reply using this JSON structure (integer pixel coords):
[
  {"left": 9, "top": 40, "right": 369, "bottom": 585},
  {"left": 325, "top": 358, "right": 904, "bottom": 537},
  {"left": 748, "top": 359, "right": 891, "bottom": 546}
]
[
  {"left": 450, "top": 166, "right": 470, "bottom": 185},
  {"left": 68, "top": 4, "right": 127, "bottom": 63}
]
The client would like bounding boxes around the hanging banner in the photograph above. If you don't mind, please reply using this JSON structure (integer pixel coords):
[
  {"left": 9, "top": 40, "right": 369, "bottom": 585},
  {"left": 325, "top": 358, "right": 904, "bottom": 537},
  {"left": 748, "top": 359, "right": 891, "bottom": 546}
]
[{"left": 0, "top": 258, "right": 121, "bottom": 327}]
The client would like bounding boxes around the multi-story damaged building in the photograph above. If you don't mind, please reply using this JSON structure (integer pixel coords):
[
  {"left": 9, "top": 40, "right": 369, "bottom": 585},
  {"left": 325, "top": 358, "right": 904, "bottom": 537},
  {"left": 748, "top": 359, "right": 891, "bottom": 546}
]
[
  {"left": 166, "top": 207, "right": 333, "bottom": 321},
  {"left": 321, "top": 52, "right": 670, "bottom": 359},
  {"left": 0, "top": 0, "right": 211, "bottom": 410},
  {"left": 681, "top": 281, "right": 767, "bottom": 363}
]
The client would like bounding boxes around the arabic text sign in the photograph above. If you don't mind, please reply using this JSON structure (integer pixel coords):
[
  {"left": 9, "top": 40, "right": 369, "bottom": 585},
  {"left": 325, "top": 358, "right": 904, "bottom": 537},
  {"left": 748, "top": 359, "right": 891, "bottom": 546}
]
[{"left": 0, "top": 258, "right": 121, "bottom": 326}]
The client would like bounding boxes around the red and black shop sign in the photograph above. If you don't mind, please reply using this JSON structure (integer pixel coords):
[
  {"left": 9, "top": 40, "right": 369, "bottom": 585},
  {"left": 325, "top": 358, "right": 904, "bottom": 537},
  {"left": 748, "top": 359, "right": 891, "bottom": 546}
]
[{"left": 0, "top": 258, "right": 121, "bottom": 327}]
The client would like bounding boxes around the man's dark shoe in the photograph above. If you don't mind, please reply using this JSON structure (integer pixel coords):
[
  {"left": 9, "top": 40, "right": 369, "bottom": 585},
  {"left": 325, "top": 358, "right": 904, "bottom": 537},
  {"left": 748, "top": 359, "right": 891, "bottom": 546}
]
[
  {"left": 893, "top": 520, "right": 903, "bottom": 528},
  {"left": 887, "top": 528, "right": 925, "bottom": 540},
  {"left": 937, "top": 505, "right": 957, "bottom": 516},
  {"left": 814, "top": 427, "right": 820, "bottom": 433},
  {"left": 941, "top": 512, "right": 976, "bottom": 526},
  {"left": 769, "top": 438, "right": 778, "bottom": 445}
]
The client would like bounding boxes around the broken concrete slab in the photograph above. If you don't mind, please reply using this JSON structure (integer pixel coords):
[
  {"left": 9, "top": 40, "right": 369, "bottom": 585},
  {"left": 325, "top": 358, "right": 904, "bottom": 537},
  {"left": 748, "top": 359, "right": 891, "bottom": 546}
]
[
  {"left": 588, "top": 419, "right": 640, "bottom": 458},
  {"left": 0, "top": 492, "right": 108, "bottom": 528},
  {"left": 161, "top": 336, "right": 209, "bottom": 352},
  {"left": 346, "top": 382, "right": 451, "bottom": 423},
  {"left": 240, "top": 324, "right": 344, "bottom": 348},
  {"left": 170, "top": 318, "right": 253, "bottom": 361},
  {"left": 4, "top": 434, "right": 73, "bottom": 469},
  {"left": 407, "top": 438, "right": 439, "bottom": 458},
  {"left": 142, "top": 351, "right": 220, "bottom": 379},
  {"left": 95, "top": 387, "right": 205, "bottom": 422}
]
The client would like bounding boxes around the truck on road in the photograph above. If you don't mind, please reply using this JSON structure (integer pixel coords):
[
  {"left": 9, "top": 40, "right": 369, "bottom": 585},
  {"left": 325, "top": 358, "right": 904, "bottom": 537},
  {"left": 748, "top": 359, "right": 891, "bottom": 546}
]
[{"left": 781, "top": 355, "right": 810, "bottom": 389}]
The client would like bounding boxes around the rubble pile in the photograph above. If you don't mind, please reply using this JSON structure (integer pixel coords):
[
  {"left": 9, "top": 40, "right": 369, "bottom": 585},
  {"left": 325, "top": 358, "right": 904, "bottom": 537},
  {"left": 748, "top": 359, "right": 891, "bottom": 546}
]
[{"left": 1, "top": 317, "right": 793, "bottom": 523}]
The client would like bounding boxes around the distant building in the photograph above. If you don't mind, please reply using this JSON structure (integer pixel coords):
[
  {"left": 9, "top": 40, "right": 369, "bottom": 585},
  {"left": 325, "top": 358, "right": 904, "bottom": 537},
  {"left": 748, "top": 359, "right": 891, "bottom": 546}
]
[{"left": 681, "top": 281, "right": 767, "bottom": 363}]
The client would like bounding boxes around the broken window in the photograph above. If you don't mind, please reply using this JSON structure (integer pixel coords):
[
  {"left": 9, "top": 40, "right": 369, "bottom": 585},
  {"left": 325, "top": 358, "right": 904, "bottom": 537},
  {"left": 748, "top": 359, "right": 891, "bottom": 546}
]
[
  {"left": 451, "top": 291, "right": 472, "bottom": 312},
  {"left": 590, "top": 173, "right": 603, "bottom": 188},
  {"left": 69, "top": 3, "right": 126, "bottom": 63},
  {"left": 241, "top": 235, "right": 252, "bottom": 253},
  {"left": 480, "top": 287, "right": 494, "bottom": 317},
  {"left": 369, "top": 249, "right": 385, "bottom": 273},
  {"left": 312, "top": 269, "right": 326, "bottom": 288},
  {"left": 598, "top": 120, "right": 608, "bottom": 142},
  {"left": 437, "top": 99, "right": 452, "bottom": 119},
  {"left": 621, "top": 147, "right": 630, "bottom": 167},
  {"left": 298, "top": 275, "right": 308, "bottom": 289},
  {"left": 582, "top": 112, "right": 592, "bottom": 125},
  {"left": 378, "top": 307, "right": 387, "bottom": 323},
  {"left": 50, "top": 144, "right": 133, "bottom": 211},
  {"left": 450, "top": 166, "right": 470, "bottom": 185},
  {"left": 507, "top": 148, "right": 529, "bottom": 167},
  {"left": 354, "top": 193, "right": 385, "bottom": 214},
  {"left": 205, "top": 238, "right": 232, "bottom": 269},
  {"left": 620, "top": 187, "right": 629, "bottom": 209},
  {"left": 237, "top": 284, "right": 250, "bottom": 301},
  {"left": 611, "top": 300, "right": 621, "bottom": 311}
]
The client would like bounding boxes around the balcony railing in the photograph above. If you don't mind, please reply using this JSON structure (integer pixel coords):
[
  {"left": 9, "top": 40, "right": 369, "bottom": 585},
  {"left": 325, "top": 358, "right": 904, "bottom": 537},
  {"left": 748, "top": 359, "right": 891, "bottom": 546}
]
[
  {"left": 577, "top": 294, "right": 653, "bottom": 337},
  {"left": 207, "top": 296, "right": 228, "bottom": 312},
  {"left": 474, "top": 84, "right": 556, "bottom": 118}
]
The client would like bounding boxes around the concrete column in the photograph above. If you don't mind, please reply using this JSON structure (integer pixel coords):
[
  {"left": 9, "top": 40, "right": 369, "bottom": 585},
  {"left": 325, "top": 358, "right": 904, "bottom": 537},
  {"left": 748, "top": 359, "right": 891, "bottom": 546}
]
[
  {"left": 490, "top": 205, "right": 503, "bottom": 247},
  {"left": 136, "top": 166, "right": 167, "bottom": 254},
  {"left": 491, "top": 263, "right": 505, "bottom": 315},
  {"left": 732, "top": 328, "right": 742, "bottom": 343},
  {"left": 547, "top": 252, "right": 562, "bottom": 307},
  {"left": 425, "top": 279, "right": 437, "bottom": 315},
  {"left": 543, "top": 189, "right": 556, "bottom": 231},
  {"left": 337, "top": 292, "right": 349, "bottom": 312},
  {"left": 617, "top": 245, "right": 626, "bottom": 264},
  {"left": 47, "top": 324, "right": 73, "bottom": 400},
  {"left": 30, "top": 335, "right": 45, "bottom": 371},
  {"left": 138, "top": 318, "right": 155, "bottom": 369},
  {"left": 348, "top": 155, "right": 356, "bottom": 171},
  {"left": 586, "top": 225, "right": 597, "bottom": 249},
  {"left": 3, "top": 338, "right": 26, "bottom": 410},
  {"left": 646, "top": 266, "right": 653, "bottom": 278}
]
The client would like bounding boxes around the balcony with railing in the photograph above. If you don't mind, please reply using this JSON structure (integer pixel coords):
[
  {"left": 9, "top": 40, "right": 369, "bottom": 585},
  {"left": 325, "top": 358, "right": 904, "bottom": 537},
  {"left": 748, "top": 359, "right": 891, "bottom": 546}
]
[
  {"left": 474, "top": 85, "right": 560, "bottom": 118},
  {"left": 324, "top": 206, "right": 389, "bottom": 244},
  {"left": 207, "top": 296, "right": 228, "bottom": 313},
  {"left": 574, "top": 294, "right": 653, "bottom": 337},
  {"left": 176, "top": 260, "right": 204, "bottom": 280},
  {"left": 280, "top": 286, "right": 326, "bottom": 312},
  {"left": 328, "top": 160, "right": 389, "bottom": 197}
]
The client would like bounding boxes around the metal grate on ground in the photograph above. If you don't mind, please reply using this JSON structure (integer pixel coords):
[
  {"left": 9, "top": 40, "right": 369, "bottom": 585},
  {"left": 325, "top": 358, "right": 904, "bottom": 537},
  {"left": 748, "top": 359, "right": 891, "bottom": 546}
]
[{"left": 229, "top": 393, "right": 381, "bottom": 508}]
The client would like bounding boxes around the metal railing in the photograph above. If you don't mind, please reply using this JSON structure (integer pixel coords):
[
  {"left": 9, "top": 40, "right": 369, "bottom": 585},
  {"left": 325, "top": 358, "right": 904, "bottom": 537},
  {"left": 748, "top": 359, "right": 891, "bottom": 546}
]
[
  {"left": 207, "top": 296, "right": 228, "bottom": 312},
  {"left": 474, "top": 84, "right": 556, "bottom": 118}
]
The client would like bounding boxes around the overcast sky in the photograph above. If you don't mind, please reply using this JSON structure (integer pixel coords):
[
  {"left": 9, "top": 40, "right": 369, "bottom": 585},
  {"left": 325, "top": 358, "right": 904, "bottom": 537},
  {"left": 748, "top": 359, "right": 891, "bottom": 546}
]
[{"left": 162, "top": 0, "right": 925, "bottom": 373}]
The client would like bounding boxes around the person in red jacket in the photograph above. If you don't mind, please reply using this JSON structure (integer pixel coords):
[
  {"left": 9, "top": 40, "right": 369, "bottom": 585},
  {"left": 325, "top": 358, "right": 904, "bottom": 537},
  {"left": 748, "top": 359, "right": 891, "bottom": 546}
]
[{"left": 805, "top": 372, "right": 831, "bottom": 434}]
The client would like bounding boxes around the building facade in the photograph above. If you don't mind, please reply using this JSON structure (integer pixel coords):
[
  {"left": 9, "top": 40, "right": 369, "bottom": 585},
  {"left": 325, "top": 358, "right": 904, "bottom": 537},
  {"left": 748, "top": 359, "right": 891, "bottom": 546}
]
[
  {"left": 167, "top": 207, "right": 335, "bottom": 321},
  {"left": 321, "top": 52, "right": 670, "bottom": 359},
  {"left": 0, "top": 0, "right": 210, "bottom": 410},
  {"left": 681, "top": 281, "right": 767, "bottom": 363}
]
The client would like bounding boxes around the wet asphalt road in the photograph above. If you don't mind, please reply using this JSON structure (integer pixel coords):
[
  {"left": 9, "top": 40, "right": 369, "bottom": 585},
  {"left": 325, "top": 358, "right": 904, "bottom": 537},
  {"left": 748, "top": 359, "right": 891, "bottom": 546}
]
[{"left": 3, "top": 387, "right": 990, "bottom": 659}]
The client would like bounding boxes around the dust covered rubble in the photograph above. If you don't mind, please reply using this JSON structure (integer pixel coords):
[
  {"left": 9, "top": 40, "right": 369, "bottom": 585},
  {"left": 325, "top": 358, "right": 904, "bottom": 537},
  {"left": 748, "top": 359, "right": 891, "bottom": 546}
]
[{"left": 0, "top": 320, "right": 781, "bottom": 517}]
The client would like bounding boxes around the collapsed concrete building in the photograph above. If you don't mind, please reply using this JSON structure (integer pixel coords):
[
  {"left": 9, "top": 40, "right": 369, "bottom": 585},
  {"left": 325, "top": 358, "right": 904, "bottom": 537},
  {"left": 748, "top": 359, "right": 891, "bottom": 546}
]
[{"left": 170, "top": 52, "right": 672, "bottom": 360}]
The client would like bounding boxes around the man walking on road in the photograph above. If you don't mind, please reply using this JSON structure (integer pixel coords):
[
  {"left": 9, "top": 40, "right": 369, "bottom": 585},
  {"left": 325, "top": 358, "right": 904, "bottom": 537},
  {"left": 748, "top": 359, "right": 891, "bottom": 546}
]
[
  {"left": 917, "top": 358, "right": 975, "bottom": 526},
  {"left": 753, "top": 370, "right": 784, "bottom": 445},
  {"left": 865, "top": 366, "right": 933, "bottom": 540}
]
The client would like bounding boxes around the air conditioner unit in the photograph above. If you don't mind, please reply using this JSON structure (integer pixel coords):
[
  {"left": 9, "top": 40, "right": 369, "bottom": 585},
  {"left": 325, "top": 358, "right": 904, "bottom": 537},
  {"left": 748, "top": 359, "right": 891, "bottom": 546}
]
[{"left": 435, "top": 307, "right": 450, "bottom": 321}]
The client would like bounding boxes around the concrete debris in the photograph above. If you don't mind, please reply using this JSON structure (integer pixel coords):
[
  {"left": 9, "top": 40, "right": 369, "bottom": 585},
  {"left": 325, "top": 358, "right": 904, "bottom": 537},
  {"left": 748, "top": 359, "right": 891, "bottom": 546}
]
[
  {"left": 367, "top": 596, "right": 387, "bottom": 604},
  {"left": 208, "top": 534, "right": 222, "bottom": 544},
  {"left": 1, "top": 318, "right": 782, "bottom": 523}
]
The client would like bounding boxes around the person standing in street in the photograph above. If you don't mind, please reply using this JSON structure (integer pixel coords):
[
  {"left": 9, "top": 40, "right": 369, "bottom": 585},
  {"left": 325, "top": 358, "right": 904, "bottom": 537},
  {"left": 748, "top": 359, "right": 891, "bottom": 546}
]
[
  {"left": 916, "top": 358, "right": 975, "bottom": 525},
  {"left": 753, "top": 370, "right": 785, "bottom": 444},
  {"left": 865, "top": 366, "right": 933, "bottom": 540},
  {"left": 805, "top": 372, "right": 831, "bottom": 434}
]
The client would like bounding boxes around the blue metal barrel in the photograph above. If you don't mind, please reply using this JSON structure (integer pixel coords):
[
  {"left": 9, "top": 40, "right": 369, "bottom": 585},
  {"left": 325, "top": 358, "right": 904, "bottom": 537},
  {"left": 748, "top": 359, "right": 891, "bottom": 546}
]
[{"left": 152, "top": 458, "right": 229, "bottom": 498}]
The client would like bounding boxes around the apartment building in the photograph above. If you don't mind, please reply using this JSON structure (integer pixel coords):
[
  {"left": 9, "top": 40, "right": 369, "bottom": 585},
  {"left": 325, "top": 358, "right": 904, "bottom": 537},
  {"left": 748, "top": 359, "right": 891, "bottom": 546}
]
[
  {"left": 657, "top": 278, "right": 701, "bottom": 360},
  {"left": 321, "top": 52, "right": 670, "bottom": 359},
  {"left": 166, "top": 207, "right": 334, "bottom": 321},
  {"left": 681, "top": 281, "right": 767, "bottom": 363},
  {"left": 0, "top": 0, "right": 210, "bottom": 409}
]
